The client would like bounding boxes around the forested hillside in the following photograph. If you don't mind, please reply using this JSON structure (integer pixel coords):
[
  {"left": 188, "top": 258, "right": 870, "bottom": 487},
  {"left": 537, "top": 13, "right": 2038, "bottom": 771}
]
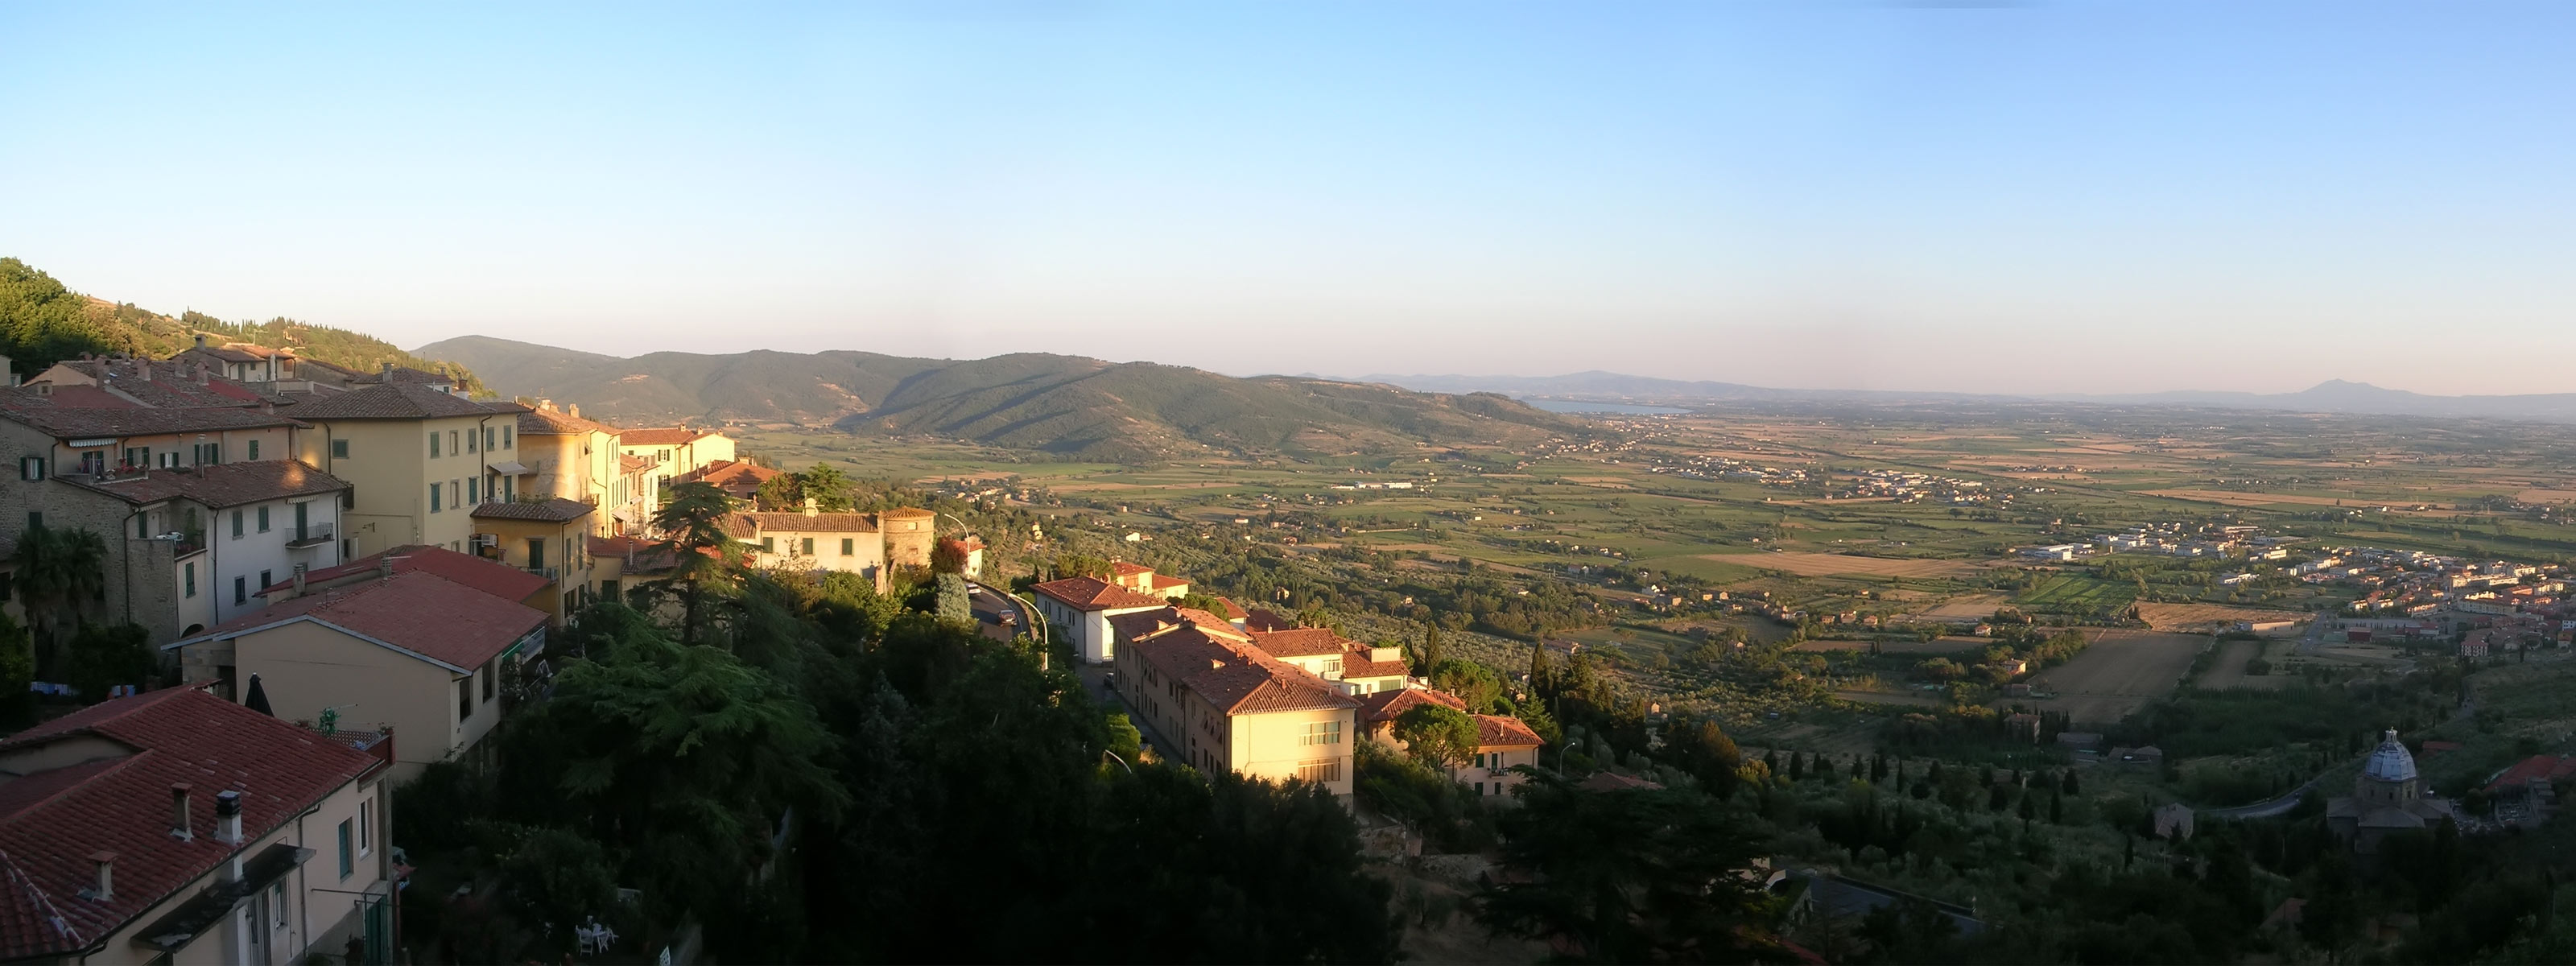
[
  {"left": 0, "top": 258, "right": 487, "bottom": 394},
  {"left": 420, "top": 336, "right": 1585, "bottom": 461}
]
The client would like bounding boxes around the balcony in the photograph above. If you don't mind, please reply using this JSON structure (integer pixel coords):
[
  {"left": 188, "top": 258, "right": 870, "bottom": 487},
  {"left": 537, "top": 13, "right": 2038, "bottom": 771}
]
[
  {"left": 522, "top": 565, "right": 559, "bottom": 582},
  {"left": 286, "top": 522, "right": 335, "bottom": 549}
]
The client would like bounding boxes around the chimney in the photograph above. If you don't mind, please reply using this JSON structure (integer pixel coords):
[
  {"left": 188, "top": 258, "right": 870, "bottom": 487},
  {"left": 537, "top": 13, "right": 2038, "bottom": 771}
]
[
  {"left": 803, "top": 497, "right": 819, "bottom": 517},
  {"left": 196, "top": 365, "right": 209, "bottom": 386},
  {"left": 214, "top": 791, "right": 242, "bottom": 845},
  {"left": 86, "top": 852, "right": 114, "bottom": 900},
  {"left": 260, "top": 400, "right": 274, "bottom": 415},
  {"left": 381, "top": 361, "right": 394, "bottom": 375},
  {"left": 378, "top": 555, "right": 395, "bottom": 580},
  {"left": 169, "top": 783, "right": 193, "bottom": 841},
  {"left": 292, "top": 567, "right": 308, "bottom": 596},
  {"left": 137, "top": 360, "right": 151, "bottom": 382},
  {"left": 193, "top": 333, "right": 208, "bottom": 349},
  {"left": 539, "top": 398, "right": 554, "bottom": 411},
  {"left": 567, "top": 403, "right": 579, "bottom": 419}
]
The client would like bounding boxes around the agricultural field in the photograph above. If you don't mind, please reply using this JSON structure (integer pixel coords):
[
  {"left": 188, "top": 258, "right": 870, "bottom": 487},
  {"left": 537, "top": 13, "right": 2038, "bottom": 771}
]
[
  {"left": 2029, "top": 630, "right": 2210, "bottom": 725},
  {"left": 2013, "top": 574, "right": 2136, "bottom": 614}
]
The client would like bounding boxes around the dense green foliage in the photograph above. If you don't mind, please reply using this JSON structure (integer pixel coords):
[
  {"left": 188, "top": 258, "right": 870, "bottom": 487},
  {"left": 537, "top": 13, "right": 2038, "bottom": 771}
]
[{"left": 0, "top": 258, "right": 485, "bottom": 392}]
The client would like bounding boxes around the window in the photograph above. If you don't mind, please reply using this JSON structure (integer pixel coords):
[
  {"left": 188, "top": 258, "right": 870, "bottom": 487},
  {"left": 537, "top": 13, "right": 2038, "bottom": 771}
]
[
  {"left": 1475, "top": 782, "right": 1485, "bottom": 796},
  {"left": 429, "top": 483, "right": 442, "bottom": 513},
  {"left": 760, "top": 537, "right": 774, "bottom": 553},
  {"left": 331, "top": 439, "right": 349, "bottom": 459},
  {"left": 24, "top": 511, "right": 39, "bottom": 530},
  {"left": 526, "top": 538, "right": 546, "bottom": 571},
  {"left": 466, "top": 430, "right": 477, "bottom": 454},
  {"left": 358, "top": 799, "right": 373, "bottom": 857},
  {"left": 1300, "top": 720, "right": 1344, "bottom": 746},
  {"left": 18, "top": 456, "right": 43, "bottom": 481},
  {"left": 428, "top": 432, "right": 440, "bottom": 458},
  {"left": 482, "top": 659, "right": 496, "bottom": 700},
  {"left": 123, "top": 446, "right": 148, "bottom": 468},
  {"left": 233, "top": 576, "right": 246, "bottom": 605},
  {"left": 1321, "top": 658, "right": 1342, "bottom": 675},
  {"left": 270, "top": 881, "right": 287, "bottom": 927},
  {"left": 840, "top": 538, "right": 854, "bottom": 555},
  {"left": 232, "top": 510, "right": 244, "bottom": 539},
  {"left": 452, "top": 480, "right": 461, "bottom": 507},
  {"left": 467, "top": 479, "right": 477, "bottom": 503},
  {"left": 800, "top": 537, "right": 815, "bottom": 555},
  {"left": 255, "top": 506, "right": 270, "bottom": 532},
  {"left": 259, "top": 569, "right": 271, "bottom": 591},
  {"left": 194, "top": 442, "right": 221, "bottom": 465},
  {"left": 184, "top": 562, "right": 196, "bottom": 598},
  {"left": 502, "top": 426, "right": 513, "bottom": 448},
  {"left": 450, "top": 431, "right": 460, "bottom": 456},
  {"left": 483, "top": 427, "right": 494, "bottom": 450},
  {"left": 1296, "top": 759, "right": 1344, "bottom": 784},
  {"left": 457, "top": 677, "right": 472, "bottom": 721},
  {"left": 246, "top": 440, "right": 259, "bottom": 460},
  {"left": 336, "top": 819, "right": 353, "bottom": 879}
]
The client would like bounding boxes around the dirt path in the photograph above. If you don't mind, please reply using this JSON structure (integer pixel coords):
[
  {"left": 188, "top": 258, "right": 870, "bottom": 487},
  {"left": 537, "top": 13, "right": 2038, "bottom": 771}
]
[{"left": 2029, "top": 630, "right": 2207, "bottom": 725}]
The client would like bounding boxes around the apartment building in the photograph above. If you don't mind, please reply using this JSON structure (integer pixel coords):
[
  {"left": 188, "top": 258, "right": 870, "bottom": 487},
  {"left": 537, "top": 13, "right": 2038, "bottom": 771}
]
[
  {"left": 1031, "top": 576, "right": 1175, "bottom": 664},
  {"left": 0, "top": 687, "right": 394, "bottom": 964},
  {"left": 49, "top": 460, "right": 349, "bottom": 636},
  {"left": 727, "top": 503, "right": 939, "bottom": 592},
  {"left": 168, "top": 561, "right": 549, "bottom": 781},
  {"left": 515, "top": 404, "right": 621, "bottom": 532},
  {"left": 1243, "top": 625, "right": 1411, "bottom": 696},
  {"left": 470, "top": 497, "right": 599, "bottom": 623},
  {"left": 616, "top": 427, "right": 735, "bottom": 494},
  {"left": 1113, "top": 613, "right": 1360, "bottom": 796},
  {"left": 283, "top": 384, "right": 527, "bottom": 558},
  {"left": 1356, "top": 687, "right": 1546, "bottom": 800}
]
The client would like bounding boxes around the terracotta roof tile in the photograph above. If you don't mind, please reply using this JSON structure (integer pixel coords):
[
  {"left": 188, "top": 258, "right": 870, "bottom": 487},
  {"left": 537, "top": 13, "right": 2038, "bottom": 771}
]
[
  {"left": 1107, "top": 607, "right": 1253, "bottom": 646},
  {"left": 184, "top": 570, "right": 545, "bottom": 671},
  {"left": 517, "top": 408, "right": 617, "bottom": 436},
  {"left": 1031, "top": 576, "right": 1167, "bottom": 611},
  {"left": 1244, "top": 609, "right": 1298, "bottom": 633},
  {"left": 470, "top": 497, "right": 594, "bottom": 523},
  {"left": 0, "top": 688, "right": 379, "bottom": 961},
  {"left": 674, "top": 460, "right": 778, "bottom": 492},
  {"left": 0, "top": 404, "right": 302, "bottom": 440},
  {"left": 1356, "top": 687, "right": 1466, "bottom": 724},
  {"left": 1249, "top": 628, "right": 1348, "bottom": 658},
  {"left": 278, "top": 383, "right": 501, "bottom": 420},
  {"left": 1474, "top": 714, "right": 1545, "bottom": 748},
  {"left": 1341, "top": 655, "right": 1410, "bottom": 679},
  {"left": 1126, "top": 628, "right": 1360, "bottom": 716},
  {"left": 52, "top": 460, "right": 349, "bottom": 510},
  {"left": 1111, "top": 562, "right": 1154, "bottom": 576},
  {"left": 728, "top": 511, "right": 881, "bottom": 535},
  {"left": 256, "top": 545, "right": 549, "bottom": 603},
  {"left": 618, "top": 455, "right": 653, "bottom": 473},
  {"left": 47, "top": 359, "right": 280, "bottom": 409}
]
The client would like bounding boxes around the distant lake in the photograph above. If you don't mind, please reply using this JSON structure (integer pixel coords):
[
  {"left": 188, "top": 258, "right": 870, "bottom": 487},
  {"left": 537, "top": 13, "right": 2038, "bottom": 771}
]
[{"left": 1524, "top": 398, "right": 1693, "bottom": 415}]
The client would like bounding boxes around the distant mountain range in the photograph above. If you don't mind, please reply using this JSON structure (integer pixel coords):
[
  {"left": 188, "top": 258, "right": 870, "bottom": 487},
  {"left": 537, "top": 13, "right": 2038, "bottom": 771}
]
[
  {"left": 416, "top": 336, "right": 1584, "bottom": 461},
  {"left": 1352, "top": 371, "right": 2576, "bottom": 423}
]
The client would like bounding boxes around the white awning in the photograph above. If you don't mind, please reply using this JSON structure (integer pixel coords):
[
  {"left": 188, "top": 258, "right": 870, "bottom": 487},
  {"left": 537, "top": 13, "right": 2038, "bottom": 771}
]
[{"left": 486, "top": 461, "right": 531, "bottom": 476}]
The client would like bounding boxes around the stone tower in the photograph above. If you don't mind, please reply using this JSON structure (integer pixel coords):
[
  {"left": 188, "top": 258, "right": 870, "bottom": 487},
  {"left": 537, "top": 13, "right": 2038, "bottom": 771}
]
[{"left": 881, "top": 507, "right": 937, "bottom": 569}]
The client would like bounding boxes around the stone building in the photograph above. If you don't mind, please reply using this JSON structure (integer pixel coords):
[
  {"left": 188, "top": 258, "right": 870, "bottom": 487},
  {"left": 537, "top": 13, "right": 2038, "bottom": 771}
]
[{"left": 2327, "top": 729, "right": 2460, "bottom": 855}]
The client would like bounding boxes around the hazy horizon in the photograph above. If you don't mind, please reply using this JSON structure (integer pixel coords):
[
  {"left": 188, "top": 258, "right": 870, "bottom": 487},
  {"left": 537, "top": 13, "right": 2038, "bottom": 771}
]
[{"left": 8, "top": 2, "right": 2575, "bottom": 396}]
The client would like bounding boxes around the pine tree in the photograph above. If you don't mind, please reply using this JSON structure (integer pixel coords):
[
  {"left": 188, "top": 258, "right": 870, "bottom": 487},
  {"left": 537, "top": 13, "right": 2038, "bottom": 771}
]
[
  {"left": 2061, "top": 769, "right": 2081, "bottom": 795},
  {"left": 2050, "top": 789, "right": 2064, "bottom": 824},
  {"left": 1871, "top": 753, "right": 1889, "bottom": 783},
  {"left": 1788, "top": 752, "right": 1806, "bottom": 781}
]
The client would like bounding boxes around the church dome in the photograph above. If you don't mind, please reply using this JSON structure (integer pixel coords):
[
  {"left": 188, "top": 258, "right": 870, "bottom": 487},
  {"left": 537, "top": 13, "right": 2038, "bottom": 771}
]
[{"left": 2363, "top": 729, "right": 2417, "bottom": 782}]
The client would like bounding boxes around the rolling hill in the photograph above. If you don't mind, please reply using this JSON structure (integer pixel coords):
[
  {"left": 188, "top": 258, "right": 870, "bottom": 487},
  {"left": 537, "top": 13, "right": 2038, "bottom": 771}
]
[{"left": 415, "top": 336, "right": 1587, "bottom": 461}]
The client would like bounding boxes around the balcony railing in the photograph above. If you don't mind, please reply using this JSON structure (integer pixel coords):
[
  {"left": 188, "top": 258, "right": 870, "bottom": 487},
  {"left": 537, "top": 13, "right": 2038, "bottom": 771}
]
[
  {"left": 522, "top": 565, "right": 559, "bottom": 582},
  {"left": 286, "top": 522, "right": 336, "bottom": 548}
]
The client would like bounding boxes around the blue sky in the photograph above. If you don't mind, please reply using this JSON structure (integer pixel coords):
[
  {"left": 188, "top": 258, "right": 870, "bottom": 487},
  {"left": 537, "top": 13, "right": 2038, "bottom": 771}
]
[{"left": 3, "top": 2, "right": 2572, "bottom": 394}]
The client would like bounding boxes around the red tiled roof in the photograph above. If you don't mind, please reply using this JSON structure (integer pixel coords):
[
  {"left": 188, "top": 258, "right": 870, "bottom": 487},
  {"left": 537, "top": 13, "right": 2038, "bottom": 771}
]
[
  {"left": 1030, "top": 576, "right": 1168, "bottom": 611},
  {"left": 0, "top": 688, "right": 378, "bottom": 960},
  {"left": 1249, "top": 628, "right": 1348, "bottom": 658},
  {"left": 0, "top": 385, "right": 136, "bottom": 409},
  {"left": 1125, "top": 627, "right": 1360, "bottom": 716},
  {"left": 256, "top": 545, "right": 549, "bottom": 603},
  {"left": 518, "top": 408, "right": 617, "bottom": 436},
  {"left": 1244, "top": 609, "right": 1298, "bottom": 633},
  {"left": 1111, "top": 562, "right": 1154, "bottom": 576},
  {"left": 675, "top": 460, "right": 778, "bottom": 490},
  {"left": 185, "top": 570, "right": 544, "bottom": 671},
  {"left": 1576, "top": 771, "right": 1664, "bottom": 792},
  {"left": 1342, "top": 654, "right": 1410, "bottom": 679},
  {"left": 617, "top": 455, "right": 653, "bottom": 473},
  {"left": 278, "top": 383, "right": 500, "bottom": 419},
  {"left": 48, "top": 358, "right": 280, "bottom": 409},
  {"left": 470, "top": 497, "right": 594, "bottom": 523},
  {"left": 1208, "top": 597, "right": 1249, "bottom": 621},
  {"left": 1474, "top": 713, "right": 1545, "bottom": 749},
  {"left": 1149, "top": 573, "right": 1190, "bottom": 591},
  {"left": 1356, "top": 687, "right": 1467, "bottom": 724},
  {"left": 589, "top": 535, "right": 683, "bottom": 573},
  {"left": 728, "top": 511, "right": 880, "bottom": 535},
  {"left": 617, "top": 427, "right": 704, "bottom": 446},
  {"left": 1107, "top": 607, "right": 1253, "bottom": 646},
  {"left": 53, "top": 460, "right": 349, "bottom": 510},
  {"left": 0, "top": 404, "right": 302, "bottom": 440},
  {"left": 2486, "top": 755, "right": 2576, "bottom": 792}
]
